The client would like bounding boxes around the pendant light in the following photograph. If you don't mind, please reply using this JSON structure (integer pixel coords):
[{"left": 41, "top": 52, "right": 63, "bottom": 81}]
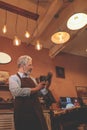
[
  {"left": 25, "top": 18, "right": 30, "bottom": 38},
  {"left": 35, "top": 0, "right": 42, "bottom": 51},
  {"left": 2, "top": 10, "right": 7, "bottom": 34},
  {"left": 13, "top": 36, "right": 21, "bottom": 46},
  {"left": 13, "top": 14, "right": 21, "bottom": 46},
  {"left": 67, "top": 13, "right": 87, "bottom": 30},
  {"left": 0, "top": 52, "right": 11, "bottom": 64},
  {"left": 51, "top": 31, "right": 70, "bottom": 44},
  {"left": 35, "top": 40, "right": 42, "bottom": 50}
]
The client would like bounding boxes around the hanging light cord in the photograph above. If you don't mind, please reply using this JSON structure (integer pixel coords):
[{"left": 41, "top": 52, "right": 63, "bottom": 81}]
[
  {"left": 15, "top": 14, "right": 18, "bottom": 35},
  {"left": 26, "top": 18, "right": 28, "bottom": 30},
  {"left": 36, "top": 0, "right": 39, "bottom": 15},
  {"left": 5, "top": 10, "right": 7, "bottom": 25},
  {"left": 36, "top": 0, "right": 39, "bottom": 35}
]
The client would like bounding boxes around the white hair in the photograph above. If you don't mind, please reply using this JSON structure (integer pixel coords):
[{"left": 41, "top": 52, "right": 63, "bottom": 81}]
[{"left": 17, "top": 55, "right": 32, "bottom": 68}]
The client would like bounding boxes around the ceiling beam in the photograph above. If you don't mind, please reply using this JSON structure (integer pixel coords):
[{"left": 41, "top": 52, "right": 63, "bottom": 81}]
[
  {"left": 33, "top": 0, "right": 63, "bottom": 37},
  {"left": 28, "top": 0, "right": 63, "bottom": 46},
  {"left": 0, "top": 1, "right": 39, "bottom": 20}
]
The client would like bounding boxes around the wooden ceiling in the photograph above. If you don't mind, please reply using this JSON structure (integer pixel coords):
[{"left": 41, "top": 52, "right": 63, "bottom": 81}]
[
  {"left": 0, "top": 1, "right": 39, "bottom": 20},
  {"left": 0, "top": 0, "right": 87, "bottom": 58}
]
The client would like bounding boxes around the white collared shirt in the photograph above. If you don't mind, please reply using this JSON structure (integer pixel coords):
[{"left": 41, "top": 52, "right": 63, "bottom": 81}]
[{"left": 9, "top": 72, "right": 37, "bottom": 99}]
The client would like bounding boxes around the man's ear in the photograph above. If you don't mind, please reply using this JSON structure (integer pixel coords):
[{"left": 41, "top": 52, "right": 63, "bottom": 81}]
[{"left": 22, "top": 65, "right": 26, "bottom": 71}]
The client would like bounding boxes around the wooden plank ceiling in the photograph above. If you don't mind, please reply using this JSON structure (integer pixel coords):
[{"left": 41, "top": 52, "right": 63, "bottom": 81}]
[{"left": 0, "top": 0, "right": 87, "bottom": 58}]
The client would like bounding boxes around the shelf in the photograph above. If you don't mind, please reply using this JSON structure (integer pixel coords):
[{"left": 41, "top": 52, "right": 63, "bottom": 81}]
[
  {"left": 0, "top": 85, "right": 9, "bottom": 91},
  {"left": 0, "top": 102, "right": 13, "bottom": 109}
]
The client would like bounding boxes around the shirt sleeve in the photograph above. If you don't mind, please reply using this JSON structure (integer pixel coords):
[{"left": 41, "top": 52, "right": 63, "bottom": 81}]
[{"left": 9, "top": 75, "right": 31, "bottom": 98}]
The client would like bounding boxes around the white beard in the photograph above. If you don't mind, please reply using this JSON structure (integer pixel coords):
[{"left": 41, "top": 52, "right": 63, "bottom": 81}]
[{"left": 24, "top": 69, "right": 32, "bottom": 76}]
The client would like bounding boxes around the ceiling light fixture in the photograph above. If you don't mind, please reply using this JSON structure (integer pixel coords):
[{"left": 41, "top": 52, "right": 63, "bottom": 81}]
[
  {"left": 51, "top": 31, "right": 70, "bottom": 44},
  {"left": 13, "top": 36, "right": 21, "bottom": 46},
  {"left": 13, "top": 14, "right": 21, "bottom": 46},
  {"left": 2, "top": 10, "right": 7, "bottom": 34},
  {"left": 67, "top": 13, "right": 87, "bottom": 30},
  {"left": 0, "top": 52, "right": 11, "bottom": 64},
  {"left": 35, "top": 40, "right": 42, "bottom": 51},
  {"left": 25, "top": 18, "right": 30, "bottom": 38}
]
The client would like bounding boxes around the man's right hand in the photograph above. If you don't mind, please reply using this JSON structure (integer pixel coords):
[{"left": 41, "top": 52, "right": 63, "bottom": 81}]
[{"left": 31, "top": 81, "right": 46, "bottom": 94}]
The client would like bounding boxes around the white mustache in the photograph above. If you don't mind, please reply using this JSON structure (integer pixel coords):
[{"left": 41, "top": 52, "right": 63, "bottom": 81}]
[
  {"left": 27, "top": 69, "right": 32, "bottom": 75},
  {"left": 24, "top": 69, "right": 32, "bottom": 76}
]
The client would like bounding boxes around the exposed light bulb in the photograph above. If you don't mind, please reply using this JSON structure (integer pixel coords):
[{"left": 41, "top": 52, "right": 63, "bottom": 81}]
[
  {"left": 35, "top": 40, "right": 42, "bottom": 51},
  {"left": 13, "top": 36, "right": 21, "bottom": 46},
  {"left": 2, "top": 25, "right": 7, "bottom": 34},
  {"left": 59, "top": 33, "right": 63, "bottom": 42},
  {"left": 25, "top": 31, "right": 30, "bottom": 38}
]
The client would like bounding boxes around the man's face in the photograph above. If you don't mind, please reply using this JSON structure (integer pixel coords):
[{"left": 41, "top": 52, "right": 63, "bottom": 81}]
[{"left": 23, "top": 60, "right": 33, "bottom": 75}]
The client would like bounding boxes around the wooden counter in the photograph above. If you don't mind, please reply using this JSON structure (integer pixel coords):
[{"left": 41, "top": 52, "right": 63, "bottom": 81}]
[{"left": 50, "top": 106, "right": 87, "bottom": 130}]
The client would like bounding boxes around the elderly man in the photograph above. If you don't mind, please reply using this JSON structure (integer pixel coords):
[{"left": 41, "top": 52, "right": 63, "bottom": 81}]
[{"left": 9, "top": 55, "right": 48, "bottom": 130}]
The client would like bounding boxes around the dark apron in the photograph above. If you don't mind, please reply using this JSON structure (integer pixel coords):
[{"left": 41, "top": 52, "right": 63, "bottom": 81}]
[{"left": 14, "top": 73, "right": 48, "bottom": 130}]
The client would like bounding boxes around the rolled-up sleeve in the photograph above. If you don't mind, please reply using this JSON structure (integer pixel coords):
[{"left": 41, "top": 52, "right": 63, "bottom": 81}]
[{"left": 9, "top": 75, "right": 31, "bottom": 98}]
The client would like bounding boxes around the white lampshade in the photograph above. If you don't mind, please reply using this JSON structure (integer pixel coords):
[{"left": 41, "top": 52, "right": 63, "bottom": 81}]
[
  {"left": 67, "top": 13, "right": 87, "bottom": 30},
  {"left": 51, "top": 31, "right": 70, "bottom": 44},
  {"left": 0, "top": 52, "right": 11, "bottom": 64}
]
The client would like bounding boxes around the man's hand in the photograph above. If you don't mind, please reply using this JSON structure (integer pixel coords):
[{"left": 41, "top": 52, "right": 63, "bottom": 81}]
[{"left": 31, "top": 81, "right": 46, "bottom": 94}]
